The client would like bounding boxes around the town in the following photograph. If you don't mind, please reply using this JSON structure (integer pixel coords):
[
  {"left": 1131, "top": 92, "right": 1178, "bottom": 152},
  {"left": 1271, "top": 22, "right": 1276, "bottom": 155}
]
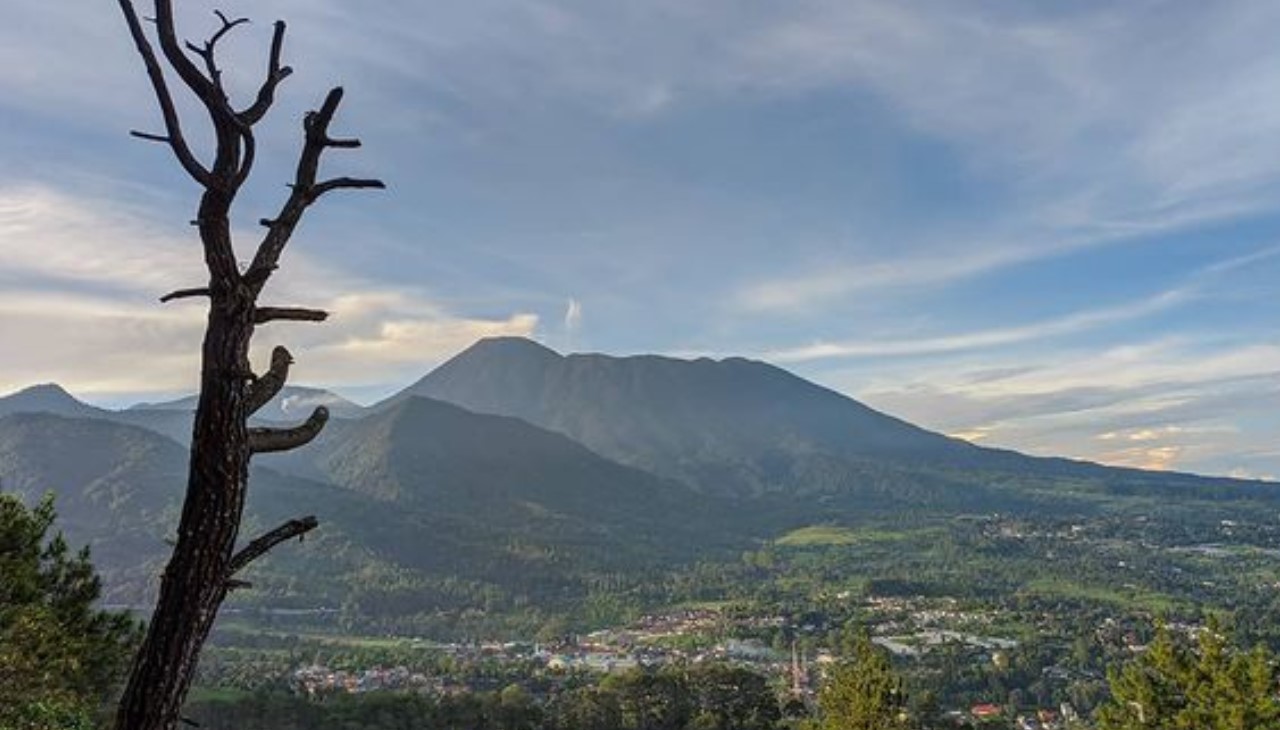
[{"left": 195, "top": 595, "right": 1206, "bottom": 729}]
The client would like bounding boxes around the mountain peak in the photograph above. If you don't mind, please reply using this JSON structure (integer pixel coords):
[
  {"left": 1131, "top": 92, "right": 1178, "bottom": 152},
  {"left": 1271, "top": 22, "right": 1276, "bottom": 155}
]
[
  {"left": 0, "top": 383, "right": 104, "bottom": 419},
  {"left": 371, "top": 337, "right": 564, "bottom": 413},
  {"left": 463, "top": 336, "right": 562, "bottom": 361},
  {"left": 15, "top": 382, "right": 75, "bottom": 399},
  {"left": 385, "top": 338, "right": 970, "bottom": 497}
]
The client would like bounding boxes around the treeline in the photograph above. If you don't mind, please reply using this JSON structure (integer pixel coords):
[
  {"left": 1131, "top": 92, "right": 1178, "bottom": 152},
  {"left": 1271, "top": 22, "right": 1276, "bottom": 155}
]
[{"left": 186, "top": 664, "right": 784, "bottom": 730}]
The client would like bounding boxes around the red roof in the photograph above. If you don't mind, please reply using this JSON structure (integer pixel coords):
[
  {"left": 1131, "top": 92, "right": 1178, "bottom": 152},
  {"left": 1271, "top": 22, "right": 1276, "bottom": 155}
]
[{"left": 971, "top": 703, "right": 1003, "bottom": 717}]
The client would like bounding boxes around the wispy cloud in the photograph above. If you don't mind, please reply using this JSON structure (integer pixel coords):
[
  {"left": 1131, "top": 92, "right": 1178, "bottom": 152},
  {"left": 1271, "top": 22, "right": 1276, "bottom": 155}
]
[
  {"left": 850, "top": 338, "right": 1280, "bottom": 476},
  {"left": 734, "top": 1, "right": 1280, "bottom": 196},
  {"left": 558, "top": 295, "right": 583, "bottom": 348},
  {"left": 765, "top": 287, "right": 1191, "bottom": 363},
  {"left": 708, "top": 1, "right": 1280, "bottom": 313},
  {"left": 733, "top": 191, "right": 1277, "bottom": 316},
  {"left": 564, "top": 297, "right": 583, "bottom": 333},
  {"left": 0, "top": 186, "right": 537, "bottom": 398}
]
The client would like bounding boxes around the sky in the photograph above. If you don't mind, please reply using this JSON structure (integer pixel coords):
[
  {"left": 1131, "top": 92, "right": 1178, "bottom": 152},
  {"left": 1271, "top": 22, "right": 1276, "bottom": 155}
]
[{"left": 2, "top": 1, "right": 1280, "bottom": 479}]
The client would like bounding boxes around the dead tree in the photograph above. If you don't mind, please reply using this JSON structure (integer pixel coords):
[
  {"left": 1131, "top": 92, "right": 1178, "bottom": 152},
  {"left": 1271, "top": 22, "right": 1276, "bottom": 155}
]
[{"left": 112, "top": 3, "right": 383, "bottom": 728}]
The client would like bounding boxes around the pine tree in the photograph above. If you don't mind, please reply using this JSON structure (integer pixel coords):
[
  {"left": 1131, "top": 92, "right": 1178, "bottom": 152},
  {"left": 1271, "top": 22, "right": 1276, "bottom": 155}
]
[
  {"left": 815, "top": 632, "right": 909, "bottom": 730},
  {"left": 0, "top": 493, "right": 138, "bottom": 730},
  {"left": 1097, "top": 620, "right": 1280, "bottom": 730}
]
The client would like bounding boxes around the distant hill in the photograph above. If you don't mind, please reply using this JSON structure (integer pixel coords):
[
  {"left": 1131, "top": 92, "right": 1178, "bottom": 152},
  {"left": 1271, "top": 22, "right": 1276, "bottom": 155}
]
[
  {"left": 0, "top": 383, "right": 366, "bottom": 449},
  {"left": 316, "top": 396, "right": 730, "bottom": 556},
  {"left": 132, "top": 385, "right": 366, "bottom": 420},
  {"left": 0, "top": 412, "right": 385, "bottom": 603},
  {"left": 0, "top": 412, "right": 194, "bottom": 600},
  {"left": 0, "top": 399, "right": 736, "bottom": 629},
  {"left": 0, "top": 383, "right": 110, "bottom": 420}
]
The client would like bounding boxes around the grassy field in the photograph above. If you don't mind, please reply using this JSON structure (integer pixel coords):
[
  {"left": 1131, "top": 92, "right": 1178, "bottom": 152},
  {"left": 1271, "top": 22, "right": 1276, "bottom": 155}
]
[
  {"left": 775, "top": 524, "right": 944, "bottom": 547},
  {"left": 776, "top": 525, "right": 862, "bottom": 546},
  {"left": 1019, "top": 577, "right": 1185, "bottom": 613}
]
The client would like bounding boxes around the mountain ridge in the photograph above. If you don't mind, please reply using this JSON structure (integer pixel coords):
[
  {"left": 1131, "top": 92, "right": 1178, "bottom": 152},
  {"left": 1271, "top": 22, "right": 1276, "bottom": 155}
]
[
  {"left": 385, "top": 337, "right": 1271, "bottom": 498},
  {"left": 5, "top": 338, "right": 1273, "bottom": 491},
  {"left": 131, "top": 385, "right": 365, "bottom": 420},
  {"left": 5, "top": 337, "right": 1280, "bottom": 636}
]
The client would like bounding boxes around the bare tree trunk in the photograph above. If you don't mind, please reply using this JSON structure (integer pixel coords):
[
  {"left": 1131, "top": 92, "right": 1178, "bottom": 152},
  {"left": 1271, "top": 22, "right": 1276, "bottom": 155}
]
[
  {"left": 111, "top": 4, "right": 382, "bottom": 728},
  {"left": 115, "top": 246, "right": 252, "bottom": 726}
]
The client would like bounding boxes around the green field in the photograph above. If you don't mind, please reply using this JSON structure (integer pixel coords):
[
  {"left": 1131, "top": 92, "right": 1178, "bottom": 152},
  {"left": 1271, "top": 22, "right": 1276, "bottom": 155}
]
[
  {"left": 775, "top": 524, "right": 944, "bottom": 547},
  {"left": 776, "top": 525, "right": 862, "bottom": 546},
  {"left": 1019, "top": 577, "right": 1185, "bottom": 613}
]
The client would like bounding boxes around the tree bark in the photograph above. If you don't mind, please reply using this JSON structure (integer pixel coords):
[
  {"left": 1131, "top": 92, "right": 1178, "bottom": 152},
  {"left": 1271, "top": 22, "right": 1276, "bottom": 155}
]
[{"left": 114, "top": 197, "right": 255, "bottom": 729}]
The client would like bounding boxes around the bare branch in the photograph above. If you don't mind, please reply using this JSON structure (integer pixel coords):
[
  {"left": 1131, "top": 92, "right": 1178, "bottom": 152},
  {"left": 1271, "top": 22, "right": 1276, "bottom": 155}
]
[
  {"left": 149, "top": 0, "right": 257, "bottom": 188},
  {"left": 245, "top": 346, "right": 292, "bottom": 416},
  {"left": 324, "top": 137, "right": 362, "bottom": 149},
  {"left": 152, "top": 0, "right": 218, "bottom": 102},
  {"left": 239, "top": 20, "right": 292, "bottom": 125},
  {"left": 116, "top": 0, "right": 211, "bottom": 185},
  {"left": 248, "top": 407, "right": 328, "bottom": 454},
  {"left": 225, "top": 578, "right": 252, "bottom": 591},
  {"left": 310, "top": 176, "right": 387, "bottom": 201},
  {"left": 228, "top": 515, "right": 319, "bottom": 575},
  {"left": 233, "top": 126, "right": 257, "bottom": 188},
  {"left": 183, "top": 40, "right": 222, "bottom": 92},
  {"left": 159, "top": 287, "right": 210, "bottom": 303},
  {"left": 209, "top": 12, "right": 250, "bottom": 47},
  {"left": 244, "top": 87, "right": 385, "bottom": 293},
  {"left": 130, "top": 130, "right": 171, "bottom": 143},
  {"left": 186, "top": 12, "right": 250, "bottom": 96},
  {"left": 296, "top": 88, "right": 345, "bottom": 188},
  {"left": 253, "top": 307, "right": 329, "bottom": 324}
]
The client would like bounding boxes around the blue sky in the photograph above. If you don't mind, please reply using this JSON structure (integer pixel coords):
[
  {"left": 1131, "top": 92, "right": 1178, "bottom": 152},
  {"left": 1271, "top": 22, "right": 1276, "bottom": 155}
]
[{"left": 2, "top": 1, "right": 1280, "bottom": 478}]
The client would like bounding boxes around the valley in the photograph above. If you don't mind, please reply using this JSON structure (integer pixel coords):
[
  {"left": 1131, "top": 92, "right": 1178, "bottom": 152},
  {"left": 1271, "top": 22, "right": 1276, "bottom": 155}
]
[{"left": 178, "top": 505, "right": 1280, "bottom": 725}]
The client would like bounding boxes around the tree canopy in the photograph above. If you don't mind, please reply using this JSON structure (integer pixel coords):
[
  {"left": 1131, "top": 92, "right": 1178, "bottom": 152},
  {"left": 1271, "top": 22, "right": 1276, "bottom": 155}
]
[
  {"left": 1097, "top": 620, "right": 1280, "bottom": 730},
  {"left": 0, "top": 492, "right": 138, "bottom": 730},
  {"left": 814, "top": 631, "right": 909, "bottom": 730}
]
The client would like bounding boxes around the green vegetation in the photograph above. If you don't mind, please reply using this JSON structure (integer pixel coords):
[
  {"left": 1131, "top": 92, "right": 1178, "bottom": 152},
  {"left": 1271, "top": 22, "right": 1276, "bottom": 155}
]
[
  {"left": 1097, "top": 621, "right": 1280, "bottom": 729},
  {"left": 811, "top": 633, "right": 909, "bottom": 730},
  {"left": 776, "top": 526, "right": 861, "bottom": 546},
  {"left": 185, "top": 663, "right": 782, "bottom": 730},
  {"left": 0, "top": 493, "right": 138, "bottom": 730},
  {"left": 1019, "top": 577, "right": 1186, "bottom": 613}
]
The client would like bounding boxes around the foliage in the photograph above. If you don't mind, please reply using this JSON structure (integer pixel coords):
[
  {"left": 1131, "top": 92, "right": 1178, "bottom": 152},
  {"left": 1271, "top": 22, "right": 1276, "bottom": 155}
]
[
  {"left": 185, "top": 663, "right": 782, "bottom": 730},
  {"left": 814, "top": 631, "right": 909, "bottom": 730},
  {"left": 1096, "top": 620, "right": 1280, "bottom": 730},
  {"left": 682, "top": 664, "right": 781, "bottom": 730},
  {"left": 0, "top": 492, "right": 138, "bottom": 729}
]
